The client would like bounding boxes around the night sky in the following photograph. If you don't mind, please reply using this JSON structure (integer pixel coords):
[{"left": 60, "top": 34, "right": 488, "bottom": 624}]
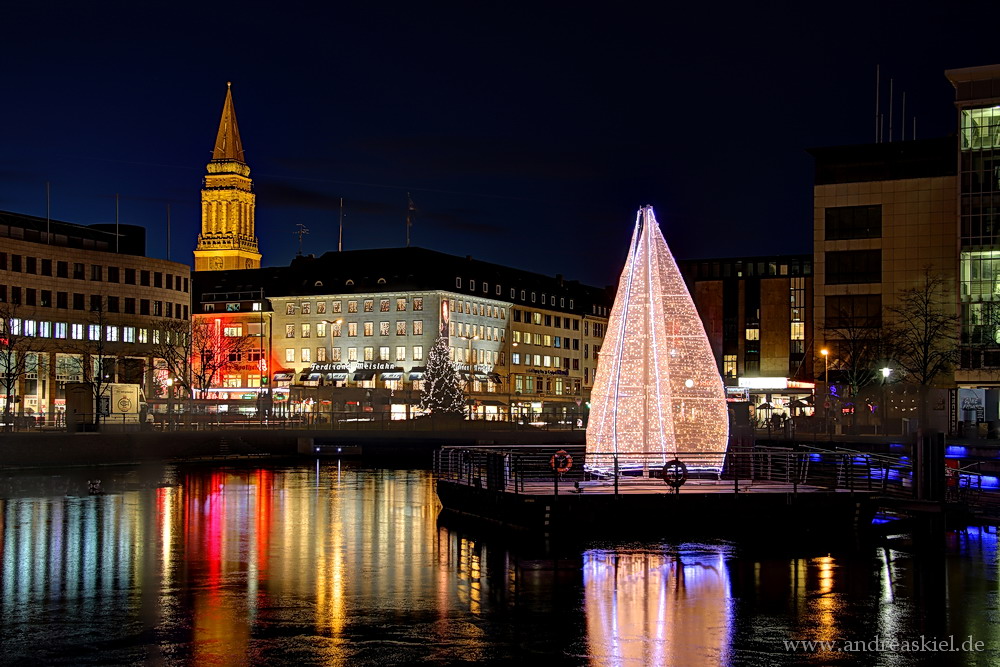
[{"left": 3, "top": 2, "right": 1000, "bottom": 288}]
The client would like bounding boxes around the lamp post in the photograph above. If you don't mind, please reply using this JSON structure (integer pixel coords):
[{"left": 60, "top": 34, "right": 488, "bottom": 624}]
[
  {"left": 321, "top": 318, "right": 343, "bottom": 423},
  {"left": 507, "top": 340, "right": 518, "bottom": 423},
  {"left": 820, "top": 348, "right": 829, "bottom": 435},
  {"left": 457, "top": 334, "right": 479, "bottom": 418},
  {"left": 165, "top": 377, "right": 173, "bottom": 431},
  {"left": 881, "top": 366, "right": 892, "bottom": 435}
]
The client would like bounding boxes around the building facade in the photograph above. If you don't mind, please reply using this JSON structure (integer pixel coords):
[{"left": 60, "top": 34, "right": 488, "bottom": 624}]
[
  {"left": 809, "top": 138, "right": 958, "bottom": 392},
  {"left": 680, "top": 255, "right": 815, "bottom": 419},
  {"left": 0, "top": 211, "right": 191, "bottom": 419},
  {"left": 192, "top": 248, "right": 610, "bottom": 421}
]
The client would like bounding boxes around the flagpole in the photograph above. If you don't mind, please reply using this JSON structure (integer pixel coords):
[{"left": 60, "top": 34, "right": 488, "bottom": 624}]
[{"left": 406, "top": 192, "right": 413, "bottom": 248}]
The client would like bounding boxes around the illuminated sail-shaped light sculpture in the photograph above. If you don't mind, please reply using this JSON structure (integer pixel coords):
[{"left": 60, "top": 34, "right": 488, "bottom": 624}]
[{"left": 586, "top": 206, "right": 728, "bottom": 467}]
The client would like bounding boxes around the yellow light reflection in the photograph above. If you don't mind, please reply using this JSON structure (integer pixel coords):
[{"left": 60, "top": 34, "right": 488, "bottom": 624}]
[{"left": 583, "top": 550, "right": 732, "bottom": 666}]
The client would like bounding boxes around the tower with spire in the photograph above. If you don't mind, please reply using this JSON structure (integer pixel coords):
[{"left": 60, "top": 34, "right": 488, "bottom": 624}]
[{"left": 193, "top": 83, "right": 262, "bottom": 271}]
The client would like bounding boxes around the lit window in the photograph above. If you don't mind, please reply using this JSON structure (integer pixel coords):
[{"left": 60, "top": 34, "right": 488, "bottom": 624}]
[
  {"left": 301, "top": 323, "right": 311, "bottom": 338},
  {"left": 138, "top": 329, "right": 148, "bottom": 343},
  {"left": 301, "top": 348, "right": 311, "bottom": 362},
  {"left": 252, "top": 302, "right": 262, "bottom": 312},
  {"left": 285, "top": 348, "right": 295, "bottom": 363},
  {"left": 413, "top": 345, "right": 423, "bottom": 360},
  {"left": 364, "top": 299, "right": 374, "bottom": 312},
  {"left": 348, "top": 347, "right": 358, "bottom": 361},
  {"left": 380, "top": 299, "right": 390, "bottom": 312},
  {"left": 333, "top": 301, "right": 342, "bottom": 313},
  {"left": 413, "top": 320, "right": 423, "bottom": 335},
  {"left": 348, "top": 301, "right": 358, "bottom": 313},
  {"left": 286, "top": 303, "right": 295, "bottom": 315},
  {"left": 364, "top": 346, "right": 374, "bottom": 361},
  {"left": 379, "top": 346, "right": 390, "bottom": 360},
  {"left": 286, "top": 324, "right": 295, "bottom": 338},
  {"left": 71, "top": 323, "right": 84, "bottom": 340},
  {"left": 380, "top": 321, "right": 390, "bottom": 336},
  {"left": 224, "top": 326, "right": 242, "bottom": 337},
  {"left": 316, "top": 347, "right": 327, "bottom": 362},
  {"left": 332, "top": 322, "right": 342, "bottom": 337},
  {"left": 123, "top": 327, "right": 135, "bottom": 343},
  {"left": 331, "top": 348, "right": 342, "bottom": 362},
  {"left": 54, "top": 322, "right": 67, "bottom": 339},
  {"left": 364, "top": 322, "right": 374, "bottom": 336},
  {"left": 317, "top": 302, "right": 327, "bottom": 314},
  {"left": 396, "top": 321, "right": 406, "bottom": 335},
  {"left": 301, "top": 302, "right": 311, "bottom": 315},
  {"left": 348, "top": 323, "right": 358, "bottom": 337},
  {"left": 413, "top": 298, "right": 423, "bottom": 311},
  {"left": 396, "top": 346, "right": 406, "bottom": 361},
  {"left": 88, "top": 324, "right": 100, "bottom": 340}
]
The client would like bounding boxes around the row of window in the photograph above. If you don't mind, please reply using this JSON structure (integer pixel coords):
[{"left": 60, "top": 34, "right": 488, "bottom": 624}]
[
  {"left": 685, "top": 258, "right": 813, "bottom": 280},
  {"left": 3, "top": 318, "right": 179, "bottom": 345},
  {"left": 284, "top": 320, "right": 429, "bottom": 338},
  {"left": 285, "top": 346, "right": 425, "bottom": 364},
  {"left": 284, "top": 297, "right": 426, "bottom": 316},
  {"left": 0, "top": 253, "right": 188, "bottom": 292},
  {"left": 512, "top": 375, "right": 584, "bottom": 396},
  {"left": 449, "top": 299, "right": 505, "bottom": 319},
  {"left": 510, "top": 352, "right": 580, "bottom": 371},
  {"left": 512, "top": 309, "right": 582, "bottom": 330},
  {"left": 454, "top": 276, "right": 579, "bottom": 310},
  {"left": 513, "top": 329, "right": 580, "bottom": 350},
  {"left": 0, "top": 286, "right": 188, "bottom": 319}
]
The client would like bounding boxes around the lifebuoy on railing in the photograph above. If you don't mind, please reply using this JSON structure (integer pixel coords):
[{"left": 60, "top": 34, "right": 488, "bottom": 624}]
[
  {"left": 550, "top": 449, "right": 573, "bottom": 474},
  {"left": 662, "top": 459, "right": 688, "bottom": 488}
]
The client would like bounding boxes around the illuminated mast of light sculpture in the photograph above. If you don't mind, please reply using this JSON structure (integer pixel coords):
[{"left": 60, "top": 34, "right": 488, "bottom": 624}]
[{"left": 586, "top": 206, "right": 728, "bottom": 468}]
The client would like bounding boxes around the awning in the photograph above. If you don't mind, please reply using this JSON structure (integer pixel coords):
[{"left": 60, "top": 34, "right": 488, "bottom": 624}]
[
  {"left": 480, "top": 399, "right": 507, "bottom": 407},
  {"left": 353, "top": 370, "right": 376, "bottom": 381},
  {"left": 272, "top": 371, "right": 294, "bottom": 382},
  {"left": 488, "top": 373, "right": 502, "bottom": 383},
  {"left": 408, "top": 372, "right": 425, "bottom": 380},
  {"left": 308, "top": 373, "right": 322, "bottom": 381},
  {"left": 474, "top": 373, "right": 490, "bottom": 381},
  {"left": 297, "top": 373, "right": 311, "bottom": 382},
  {"left": 326, "top": 373, "right": 349, "bottom": 381},
  {"left": 381, "top": 372, "right": 403, "bottom": 381}
]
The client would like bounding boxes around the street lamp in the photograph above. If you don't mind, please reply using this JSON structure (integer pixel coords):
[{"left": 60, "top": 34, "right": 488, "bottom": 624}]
[
  {"left": 457, "top": 334, "right": 479, "bottom": 418},
  {"left": 820, "top": 348, "right": 829, "bottom": 436},
  {"left": 881, "top": 367, "right": 892, "bottom": 434},
  {"left": 165, "top": 377, "right": 174, "bottom": 431},
  {"left": 507, "top": 340, "right": 518, "bottom": 423}
]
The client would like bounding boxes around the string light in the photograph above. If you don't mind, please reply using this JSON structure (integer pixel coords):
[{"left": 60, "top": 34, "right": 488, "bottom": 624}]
[{"left": 586, "top": 206, "right": 729, "bottom": 467}]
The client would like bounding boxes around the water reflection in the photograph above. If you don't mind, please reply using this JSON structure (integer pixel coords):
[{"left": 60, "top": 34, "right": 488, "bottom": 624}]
[
  {"left": 584, "top": 548, "right": 732, "bottom": 666},
  {"left": 0, "top": 463, "right": 998, "bottom": 665}
]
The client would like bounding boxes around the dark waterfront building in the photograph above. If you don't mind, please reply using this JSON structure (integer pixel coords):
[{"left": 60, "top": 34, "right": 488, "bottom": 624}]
[
  {"left": 192, "top": 248, "right": 612, "bottom": 421},
  {"left": 679, "top": 255, "right": 815, "bottom": 419}
]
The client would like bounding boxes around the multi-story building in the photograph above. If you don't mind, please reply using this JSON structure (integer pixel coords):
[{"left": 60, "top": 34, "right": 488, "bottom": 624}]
[
  {"left": 680, "top": 255, "right": 815, "bottom": 417},
  {"left": 192, "top": 248, "right": 610, "bottom": 421},
  {"left": 0, "top": 210, "right": 191, "bottom": 419}
]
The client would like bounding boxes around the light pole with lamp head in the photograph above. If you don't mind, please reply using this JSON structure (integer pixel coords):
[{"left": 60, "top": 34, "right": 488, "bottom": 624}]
[
  {"left": 457, "top": 334, "right": 479, "bottom": 418},
  {"left": 321, "top": 318, "right": 343, "bottom": 423},
  {"left": 881, "top": 366, "right": 892, "bottom": 435},
  {"left": 820, "top": 347, "right": 829, "bottom": 435}
]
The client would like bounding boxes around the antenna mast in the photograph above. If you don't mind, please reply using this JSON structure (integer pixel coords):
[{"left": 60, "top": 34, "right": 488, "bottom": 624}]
[{"left": 293, "top": 223, "right": 309, "bottom": 256}]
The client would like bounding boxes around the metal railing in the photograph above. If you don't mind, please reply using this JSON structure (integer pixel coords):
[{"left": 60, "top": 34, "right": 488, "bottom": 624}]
[{"left": 433, "top": 446, "right": 911, "bottom": 497}]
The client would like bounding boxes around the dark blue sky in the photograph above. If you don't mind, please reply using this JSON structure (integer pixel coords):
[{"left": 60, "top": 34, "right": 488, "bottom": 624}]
[{"left": 1, "top": 1, "right": 997, "bottom": 287}]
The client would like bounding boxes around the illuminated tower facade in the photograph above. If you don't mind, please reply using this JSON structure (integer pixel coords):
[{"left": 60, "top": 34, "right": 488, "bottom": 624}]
[
  {"left": 193, "top": 83, "right": 261, "bottom": 272},
  {"left": 586, "top": 206, "right": 728, "bottom": 465}
]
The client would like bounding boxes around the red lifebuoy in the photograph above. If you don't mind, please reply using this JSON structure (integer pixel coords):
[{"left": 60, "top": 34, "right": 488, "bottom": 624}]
[{"left": 550, "top": 449, "right": 573, "bottom": 474}]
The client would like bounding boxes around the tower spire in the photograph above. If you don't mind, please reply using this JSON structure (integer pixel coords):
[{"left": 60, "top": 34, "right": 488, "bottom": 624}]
[
  {"left": 193, "top": 83, "right": 261, "bottom": 271},
  {"left": 212, "top": 81, "right": 245, "bottom": 163}
]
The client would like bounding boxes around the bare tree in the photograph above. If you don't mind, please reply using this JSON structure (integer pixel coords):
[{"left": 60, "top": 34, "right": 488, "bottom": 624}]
[
  {"left": 884, "top": 268, "right": 959, "bottom": 386},
  {"left": 884, "top": 268, "right": 960, "bottom": 429},
  {"left": 0, "top": 302, "right": 41, "bottom": 429},
  {"left": 153, "top": 318, "right": 255, "bottom": 398},
  {"left": 823, "top": 303, "right": 885, "bottom": 398}
]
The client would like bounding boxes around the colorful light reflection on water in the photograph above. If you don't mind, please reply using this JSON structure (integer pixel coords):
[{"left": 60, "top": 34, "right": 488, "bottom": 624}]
[{"left": 0, "top": 463, "right": 998, "bottom": 665}]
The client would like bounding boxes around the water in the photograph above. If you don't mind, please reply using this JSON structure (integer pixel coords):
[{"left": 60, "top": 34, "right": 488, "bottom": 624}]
[{"left": 0, "top": 461, "right": 998, "bottom": 666}]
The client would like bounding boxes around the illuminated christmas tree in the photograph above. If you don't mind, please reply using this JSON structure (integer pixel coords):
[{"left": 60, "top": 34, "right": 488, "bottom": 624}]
[
  {"left": 420, "top": 334, "right": 465, "bottom": 416},
  {"left": 586, "top": 206, "right": 729, "bottom": 466}
]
